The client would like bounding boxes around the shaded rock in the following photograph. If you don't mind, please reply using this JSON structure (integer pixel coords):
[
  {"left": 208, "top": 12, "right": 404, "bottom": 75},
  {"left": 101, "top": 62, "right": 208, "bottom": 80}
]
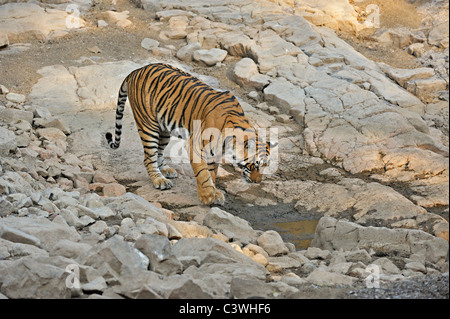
[
  {"left": 0, "top": 127, "right": 17, "bottom": 156},
  {"left": 230, "top": 277, "right": 298, "bottom": 299},
  {"left": 105, "top": 192, "right": 170, "bottom": 223},
  {"left": 134, "top": 234, "right": 183, "bottom": 276},
  {"left": 0, "top": 255, "right": 71, "bottom": 298},
  {"left": 77, "top": 236, "right": 149, "bottom": 278},
  {"left": 172, "top": 237, "right": 259, "bottom": 266},
  {"left": 0, "top": 216, "right": 80, "bottom": 251},
  {"left": 50, "top": 239, "right": 92, "bottom": 259},
  {"left": 0, "top": 225, "right": 41, "bottom": 247},
  {"left": 0, "top": 108, "right": 33, "bottom": 124},
  {"left": 306, "top": 269, "right": 356, "bottom": 286},
  {"left": 311, "top": 217, "right": 449, "bottom": 265}
]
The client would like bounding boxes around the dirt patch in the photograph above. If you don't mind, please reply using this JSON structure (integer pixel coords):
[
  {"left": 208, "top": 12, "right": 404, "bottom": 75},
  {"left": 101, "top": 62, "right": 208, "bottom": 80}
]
[{"left": 339, "top": 0, "right": 428, "bottom": 69}]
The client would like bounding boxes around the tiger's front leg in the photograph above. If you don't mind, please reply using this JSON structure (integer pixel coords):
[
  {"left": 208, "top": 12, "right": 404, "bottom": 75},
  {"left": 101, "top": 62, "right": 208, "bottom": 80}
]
[
  {"left": 189, "top": 137, "right": 224, "bottom": 205},
  {"left": 191, "top": 161, "right": 224, "bottom": 206}
]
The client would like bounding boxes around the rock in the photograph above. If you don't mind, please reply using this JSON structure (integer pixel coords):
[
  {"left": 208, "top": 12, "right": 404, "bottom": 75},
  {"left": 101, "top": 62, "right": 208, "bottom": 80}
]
[
  {"left": 306, "top": 269, "right": 356, "bottom": 286},
  {"left": 0, "top": 84, "right": 9, "bottom": 94},
  {"left": 134, "top": 234, "right": 183, "bottom": 276},
  {"left": 89, "top": 220, "right": 108, "bottom": 235},
  {"left": 33, "top": 117, "right": 71, "bottom": 135},
  {"left": 0, "top": 225, "right": 41, "bottom": 247},
  {"left": 36, "top": 127, "right": 67, "bottom": 142},
  {"left": 405, "top": 77, "right": 448, "bottom": 102},
  {"left": 0, "top": 255, "right": 71, "bottom": 298},
  {"left": 202, "top": 207, "right": 258, "bottom": 244},
  {"left": 263, "top": 78, "right": 305, "bottom": 114},
  {"left": 176, "top": 42, "right": 201, "bottom": 62},
  {"left": 0, "top": 216, "right": 81, "bottom": 252},
  {"left": 405, "top": 261, "right": 427, "bottom": 274},
  {"left": 0, "top": 32, "right": 8, "bottom": 48},
  {"left": 380, "top": 64, "right": 435, "bottom": 88},
  {"left": 304, "top": 247, "right": 330, "bottom": 260},
  {"left": 93, "top": 171, "right": 116, "bottom": 184},
  {"left": 172, "top": 237, "right": 260, "bottom": 266},
  {"left": 0, "top": 108, "right": 33, "bottom": 124},
  {"left": 101, "top": 11, "right": 132, "bottom": 28},
  {"left": 0, "top": 3, "right": 85, "bottom": 42},
  {"left": 231, "top": 57, "right": 271, "bottom": 90},
  {"left": 372, "top": 257, "right": 401, "bottom": 275},
  {"left": 229, "top": 277, "right": 298, "bottom": 299},
  {"left": 97, "top": 20, "right": 108, "bottom": 27},
  {"left": 266, "top": 255, "right": 303, "bottom": 270},
  {"left": 102, "top": 183, "right": 127, "bottom": 197},
  {"left": 141, "top": 38, "right": 159, "bottom": 50},
  {"left": 344, "top": 249, "right": 372, "bottom": 265},
  {"left": 153, "top": 274, "right": 214, "bottom": 299},
  {"left": 105, "top": 192, "right": 170, "bottom": 223},
  {"left": 193, "top": 48, "right": 227, "bottom": 66},
  {"left": 50, "top": 239, "right": 92, "bottom": 259},
  {"left": 0, "top": 127, "right": 17, "bottom": 156},
  {"left": 5, "top": 92, "right": 26, "bottom": 104},
  {"left": 311, "top": 217, "right": 449, "bottom": 265},
  {"left": 185, "top": 261, "right": 269, "bottom": 282},
  {"left": 77, "top": 236, "right": 149, "bottom": 277},
  {"left": 81, "top": 276, "right": 108, "bottom": 294},
  {"left": 428, "top": 21, "right": 449, "bottom": 46},
  {"left": 257, "top": 230, "right": 289, "bottom": 257},
  {"left": 164, "top": 16, "right": 189, "bottom": 39},
  {"left": 407, "top": 43, "right": 426, "bottom": 57}
]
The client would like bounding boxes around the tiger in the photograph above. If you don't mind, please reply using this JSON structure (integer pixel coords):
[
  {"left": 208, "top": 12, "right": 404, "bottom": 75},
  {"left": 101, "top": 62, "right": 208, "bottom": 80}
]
[{"left": 106, "top": 63, "right": 275, "bottom": 205}]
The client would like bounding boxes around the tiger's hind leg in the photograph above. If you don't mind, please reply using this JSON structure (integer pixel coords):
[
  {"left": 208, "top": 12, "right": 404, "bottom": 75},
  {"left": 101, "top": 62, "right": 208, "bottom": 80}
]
[
  {"left": 158, "top": 133, "right": 178, "bottom": 179},
  {"left": 138, "top": 126, "right": 173, "bottom": 190}
]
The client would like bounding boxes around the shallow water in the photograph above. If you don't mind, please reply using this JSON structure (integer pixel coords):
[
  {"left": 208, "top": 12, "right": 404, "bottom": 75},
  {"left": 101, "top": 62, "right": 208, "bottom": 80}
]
[
  {"left": 273, "top": 219, "right": 320, "bottom": 249},
  {"left": 221, "top": 195, "right": 321, "bottom": 250}
]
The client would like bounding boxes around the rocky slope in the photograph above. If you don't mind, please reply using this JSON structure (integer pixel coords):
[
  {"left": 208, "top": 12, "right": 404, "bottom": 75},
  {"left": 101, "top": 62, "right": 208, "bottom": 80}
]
[{"left": 0, "top": 0, "right": 448, "bottom": 299}]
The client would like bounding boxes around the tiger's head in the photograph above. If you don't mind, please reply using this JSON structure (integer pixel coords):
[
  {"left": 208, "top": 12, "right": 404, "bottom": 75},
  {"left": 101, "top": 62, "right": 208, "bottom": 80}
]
[{"left": 226, "top": 129, "right": 277, "bottom": 183}]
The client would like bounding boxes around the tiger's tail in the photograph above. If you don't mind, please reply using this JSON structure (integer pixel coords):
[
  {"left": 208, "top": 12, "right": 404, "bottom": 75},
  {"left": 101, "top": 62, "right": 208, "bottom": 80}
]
[{"left": 106, "top": 78, "right": 128, "bottom": 149}]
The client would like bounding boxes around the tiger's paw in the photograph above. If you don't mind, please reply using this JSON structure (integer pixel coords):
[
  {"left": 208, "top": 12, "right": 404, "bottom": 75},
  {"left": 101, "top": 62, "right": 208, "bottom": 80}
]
[
  {"left": 198, "top": 187, "right": 215, "bottom": 206},
  {"left": 153, "top": 176, "right": 173, "bottom": 190},
  {"left": 161, "top": 167, "right": 178, "bottom": 179},
  {"left": 198, "top": 187, "right": 225, "bottom": 206},
  {"left": 213, "top": 189, "right": 225, "bottom": 206}
]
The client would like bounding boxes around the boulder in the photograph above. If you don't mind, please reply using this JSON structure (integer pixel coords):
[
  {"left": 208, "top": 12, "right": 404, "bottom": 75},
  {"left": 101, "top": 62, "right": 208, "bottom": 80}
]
[
  {"left": 0, "top": 3, "right": 85, "bottom": 42},
  {"left": 202, "top": 207, "right": 258, "bottom": 244},
  {"left": 229, "top": 277, "right": 298, "bottom": 299},
  {"left": 0, "top": 216, "right": 81, "bottom": 251},
  {"left": 172, "top": 237, "right": 260, "bottom": 266},
  {"left": 311, "top": 217, "right": 449, "bottom": 265},
  {"left": 0, "top": 127, "right": 17, "bottom": 156},
  {"left": 257, "top": 230, "right": 289, "bottom": 257},
  {"left": 5, "top": 92, "right": 26, "bottom": 104},
  {"left": 176, "top": 42, "right": 201, "bottom": 62},
  {"left": 134, "top": 234, "right": 183, "bottom": 276},
  {"left": 0, "top": 255, "right": 72, "bottom": 298},
  {"left": 193, "top": 48, "right": 227, "bottom": 66},
  {"left": 77, "top": 236, "right": 149, "bottom": 277},
  {"left": 306, "top": 269, "right": 356, "bottom": 286},
  {"left": 141, "top": 38, "right": 160, "bottom": 50}
]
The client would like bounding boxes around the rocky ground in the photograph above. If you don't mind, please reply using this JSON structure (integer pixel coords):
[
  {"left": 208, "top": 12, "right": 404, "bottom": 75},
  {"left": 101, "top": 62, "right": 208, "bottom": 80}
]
[{"left": 0, "top": 0, "right": 449, "bottom": 299}]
